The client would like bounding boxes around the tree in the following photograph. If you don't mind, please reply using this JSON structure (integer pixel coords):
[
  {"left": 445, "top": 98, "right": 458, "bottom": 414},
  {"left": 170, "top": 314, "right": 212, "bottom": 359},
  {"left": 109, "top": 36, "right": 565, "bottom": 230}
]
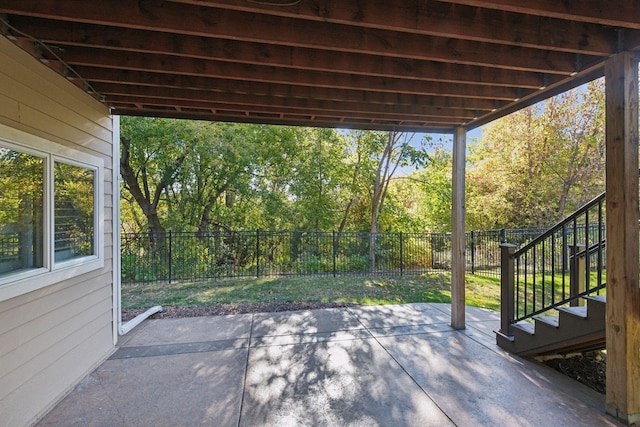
[
  {"left": 238, "top": 125, "right": 302, "bottom": 230},
  {"left": 119, "top": 119, "right": 434, "bottom": 236},
  {"left": 350, "top": 130, "right": 430, "bottom": 268},
  {"left": 120, "top": 117, "right": 200, "bottom": 234},
  {"left": 370, "top": 131, "right": 429, "bottom": 226},
  {"left": 404, "top": 147, "right": 453, "bottom": 232},
  {"left": 467, "top": 79, "right": 605, "bottom": 229},
  {"left": 288, "top": 128, "right": 349, "bottom": 231},
  {"left": 538, "top": 79, "right": 605, "bottom": 217},
  {"left": 170, "top": 122, "right": 254, "bottom": 235}
]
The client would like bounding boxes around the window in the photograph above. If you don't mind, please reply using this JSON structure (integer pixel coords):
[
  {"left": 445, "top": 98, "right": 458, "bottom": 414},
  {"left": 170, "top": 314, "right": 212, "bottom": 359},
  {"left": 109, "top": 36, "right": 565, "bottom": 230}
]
[
  {"left": 0, "top": 148, "right": 44, "bottom": 276},
  {"left": 54, "top": 162, "right": 95, "bottom": 263},
  {"left": 0, "top": 125, "right": 103, "bottom": 299}
]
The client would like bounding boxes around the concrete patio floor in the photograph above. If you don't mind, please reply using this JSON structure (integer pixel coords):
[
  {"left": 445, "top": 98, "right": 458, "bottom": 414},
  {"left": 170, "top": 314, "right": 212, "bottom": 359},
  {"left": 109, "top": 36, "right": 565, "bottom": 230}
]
[{"left": 37, "top": 303, "right": 621, "bottom": 426}]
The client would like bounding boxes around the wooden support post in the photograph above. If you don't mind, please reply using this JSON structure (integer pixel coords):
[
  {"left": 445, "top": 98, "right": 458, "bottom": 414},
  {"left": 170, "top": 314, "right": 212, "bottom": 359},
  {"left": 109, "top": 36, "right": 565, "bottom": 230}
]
[
  {"left": 499, "top": 243, "right": 517, "bottom": 335},
  {"left": 451, "top": 126, "right": 466, "bottom": 330},
  {"left": 568, "top": 244, "right": 586, "bottom": 307},
  {"left": 604, "top": 51, "right": 640, "bottom": 425}
]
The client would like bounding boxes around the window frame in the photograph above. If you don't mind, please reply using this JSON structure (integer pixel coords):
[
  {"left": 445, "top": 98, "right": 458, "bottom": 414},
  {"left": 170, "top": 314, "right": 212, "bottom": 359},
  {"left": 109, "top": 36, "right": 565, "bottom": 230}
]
[{"left": 0, "top": 124, "right": 104, "bottom": 301}]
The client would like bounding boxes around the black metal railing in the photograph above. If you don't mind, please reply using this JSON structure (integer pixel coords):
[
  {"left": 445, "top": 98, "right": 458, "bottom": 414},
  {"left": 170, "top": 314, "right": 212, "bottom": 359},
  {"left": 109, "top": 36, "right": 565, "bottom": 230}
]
[
  {"left": 499, "top": 192, "right": 607, "bottom": 334},
  {"left": 0, "top": 232, "right": 21, "bottom": 274},
  {"left": 121, "top": 227, "right": 544, "bottom": 283}
]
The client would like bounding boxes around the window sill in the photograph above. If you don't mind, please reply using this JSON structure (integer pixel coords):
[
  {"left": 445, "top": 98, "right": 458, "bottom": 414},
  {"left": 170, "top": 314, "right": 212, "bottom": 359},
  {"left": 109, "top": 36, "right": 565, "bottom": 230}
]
[{"left": 0, "top": 257, "right": 104, "bottom": 302}]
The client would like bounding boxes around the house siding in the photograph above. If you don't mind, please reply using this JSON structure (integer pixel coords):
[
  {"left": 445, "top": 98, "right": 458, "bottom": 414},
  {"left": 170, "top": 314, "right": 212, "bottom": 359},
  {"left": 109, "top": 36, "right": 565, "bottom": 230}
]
[{"left": 0, "top": 36, "right": 115, "bottom": 426}]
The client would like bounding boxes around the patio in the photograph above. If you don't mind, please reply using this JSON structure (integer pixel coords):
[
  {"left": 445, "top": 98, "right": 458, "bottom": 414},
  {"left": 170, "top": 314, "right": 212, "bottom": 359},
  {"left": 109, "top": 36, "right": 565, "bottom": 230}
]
[{"left": 37, "top": 303, "right": 619, "bottom": 427}]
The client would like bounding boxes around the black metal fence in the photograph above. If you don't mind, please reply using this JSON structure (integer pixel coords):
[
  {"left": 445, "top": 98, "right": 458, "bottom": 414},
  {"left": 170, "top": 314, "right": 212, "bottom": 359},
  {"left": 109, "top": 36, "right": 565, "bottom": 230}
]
[
  {"left": 466, "top": 228, "right": 545, "bottom": 275},
  {"left": 0, "top": 232, "right": 21, "bottom": 274},
  {"left": 121, "top": 227, "right": 546, "bottom": 283}
]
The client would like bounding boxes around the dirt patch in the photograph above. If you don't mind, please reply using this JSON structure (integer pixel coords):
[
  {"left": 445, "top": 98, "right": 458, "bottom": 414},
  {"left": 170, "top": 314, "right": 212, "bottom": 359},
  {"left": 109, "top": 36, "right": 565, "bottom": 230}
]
[
  {"left": 540, "top": 351, "right": 606, "bottom": 394},
  {"left": 121, "top": 301, "right": 356, "bottom": 322}
]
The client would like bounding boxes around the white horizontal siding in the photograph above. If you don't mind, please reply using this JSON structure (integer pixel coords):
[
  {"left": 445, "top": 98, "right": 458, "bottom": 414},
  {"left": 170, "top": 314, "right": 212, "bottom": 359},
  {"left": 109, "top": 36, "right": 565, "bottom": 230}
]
[
  {"left": 0, "top": 45, "right": 111, "bottom": 129},
  {"left": 0, "top": 284, "right": 112, "bottom": 394},
  {"left": 0, "top": 35, "right": 116, "bottom": 426},
  {"left": 0, "top": 92, "right": 20, "bottom": 122},
  {"left": 0, "top": 313, "right": 113, "bottom": 427},
  {"left": 0, "top": 272, "right": 111, "bottom": 361}
]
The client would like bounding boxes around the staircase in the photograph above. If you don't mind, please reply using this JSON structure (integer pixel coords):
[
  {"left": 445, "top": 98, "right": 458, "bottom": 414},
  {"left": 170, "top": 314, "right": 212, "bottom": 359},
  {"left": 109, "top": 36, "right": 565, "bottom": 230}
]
[
  {"left": 496, "top": 295, "right": 605, "bottom": 356},
  {"left": 496, "top": 192, "right": 607, "bottom": 356}
]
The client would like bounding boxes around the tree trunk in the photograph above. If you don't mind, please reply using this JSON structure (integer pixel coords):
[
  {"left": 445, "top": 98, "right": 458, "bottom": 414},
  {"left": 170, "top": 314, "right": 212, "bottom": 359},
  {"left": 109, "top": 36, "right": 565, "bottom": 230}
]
[
  {"left": 120, "top": 136, "right": 193, "bottom": 235},
  {"left": 120, "top": 137, "right": 166, "bottom": 235},
  {"left": 369, "top": 131, "right": 403, "bottom": 271},
  {"left": 338, "top": 152, "right": 362, "bottom": 236}
]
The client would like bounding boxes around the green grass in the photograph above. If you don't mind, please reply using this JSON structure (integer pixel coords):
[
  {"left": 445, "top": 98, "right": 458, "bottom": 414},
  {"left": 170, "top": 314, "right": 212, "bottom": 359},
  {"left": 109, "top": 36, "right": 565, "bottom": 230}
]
[
  {"left": 465, "top": 275, "right": 501, "bottom": 311},
  {"left": 122, "top": 273, "right": 502, "bottom": 311}
]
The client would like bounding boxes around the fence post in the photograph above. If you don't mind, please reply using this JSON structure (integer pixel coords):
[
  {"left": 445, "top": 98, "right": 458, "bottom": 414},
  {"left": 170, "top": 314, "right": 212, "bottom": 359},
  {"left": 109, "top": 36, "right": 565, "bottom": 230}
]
[
  {"left": 499, "top": 243, "right": 517, "bottom": 335},
  {"left": 168, "top": 231, "right": 172, "bottom": 284},
  {"left": 331, "top": 230, "right": 337, "bottom": 277},
  {"left": 431, "top": 234, "right": 436, "bottom": 269},
  {"left": 569, "top": 244, "right": 586, "bottom": 306},
  {"left": 256, "top": 229, "right": 260, "bottom": 278},
  {"left": 470, "top": 230, "right": 475, "bottom": 275},
  {"left": 399, "top": 232, "right": 404, "bottom": 276}
]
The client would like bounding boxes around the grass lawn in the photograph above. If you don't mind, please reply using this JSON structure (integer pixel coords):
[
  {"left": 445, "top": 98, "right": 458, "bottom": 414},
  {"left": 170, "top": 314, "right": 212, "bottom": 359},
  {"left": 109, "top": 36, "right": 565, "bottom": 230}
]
[{"left": 122, "top": 273, "right": 502, "bottom": 312}]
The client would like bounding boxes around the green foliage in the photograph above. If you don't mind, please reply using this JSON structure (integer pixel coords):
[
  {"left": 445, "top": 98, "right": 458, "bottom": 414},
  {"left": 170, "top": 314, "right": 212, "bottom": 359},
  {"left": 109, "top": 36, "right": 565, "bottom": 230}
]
[
  {"left": 0, "top": 148, "right": 43, "bottom": 229},
  {"left": 120, "top": 119, "right": 432, "bottom": 234},
  {"left": 292, "top": 255, "right": 332, "bottom": 275},
  {"left": 121, "top": 79, "right": 607, "bottom": 237},
  {"left": 467, "top": 80, "right": 605, "bottom": 229},
  {"left": 394, "top": 147, "right": 452, "bottom": 232}
]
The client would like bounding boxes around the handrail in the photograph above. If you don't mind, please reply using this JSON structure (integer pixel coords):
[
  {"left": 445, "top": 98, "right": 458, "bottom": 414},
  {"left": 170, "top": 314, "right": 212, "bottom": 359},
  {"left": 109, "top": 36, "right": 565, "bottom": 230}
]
[
  {"left": 574, "top": 239, "right": 606, "bottom": 259},
  {"left": 513, "top": 191, "right": 605, "bottom": 258},
  {"left": 499, "top": 192, "right": 607, "bottom": 334}
]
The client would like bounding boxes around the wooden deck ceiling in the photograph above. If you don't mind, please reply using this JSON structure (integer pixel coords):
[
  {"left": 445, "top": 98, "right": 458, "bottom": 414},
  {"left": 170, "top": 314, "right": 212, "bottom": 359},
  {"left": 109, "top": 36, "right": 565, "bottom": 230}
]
[{"left": 1, "top": 1, "right": 640, "bottom": 132}]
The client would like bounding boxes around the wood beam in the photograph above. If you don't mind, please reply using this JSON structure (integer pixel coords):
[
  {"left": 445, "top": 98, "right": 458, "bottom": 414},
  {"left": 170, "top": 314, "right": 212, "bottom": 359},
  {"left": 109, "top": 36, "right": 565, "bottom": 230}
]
[
  {"left": 167, "top": 0, "right": 617, "bottom": 56},
  {"left": 441, "top": 0, "right": 640, "bottom": 29},
  {"left": 10, "top": 17, "right": 557, "bottom": 89},
  {"left": 0, "top": 1, "right": 600, "bottom": 73},
  {"left": 604, "top": 50, "right": 640, "bottom": 425},
  {"left": 90, "top": 77, "right": 499, "bottom": 111},
  {"left": 468, "top": 62, "right": 606, "bottom": 130},
  {"left": 451, "top": 126, "right": 466, "bottom": 330},
  {"left": 65, "top": 56, "right": 522, "bottom": 101},
  {"left": 104, "top": 94, "right": 476, "bottom": 123},
  {"left": 117, "top": 108, "right": 454, "bottom": 133},
  {"left": 95, "top": 81, "right": 497, "bottom": 113}
]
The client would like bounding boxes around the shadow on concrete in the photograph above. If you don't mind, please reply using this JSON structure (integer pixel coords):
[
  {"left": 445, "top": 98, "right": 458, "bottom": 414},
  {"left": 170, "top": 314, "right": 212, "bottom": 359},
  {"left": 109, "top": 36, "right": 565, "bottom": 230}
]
[{"left": 37, "top": 304, "right": 621, "bottom": 427}]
